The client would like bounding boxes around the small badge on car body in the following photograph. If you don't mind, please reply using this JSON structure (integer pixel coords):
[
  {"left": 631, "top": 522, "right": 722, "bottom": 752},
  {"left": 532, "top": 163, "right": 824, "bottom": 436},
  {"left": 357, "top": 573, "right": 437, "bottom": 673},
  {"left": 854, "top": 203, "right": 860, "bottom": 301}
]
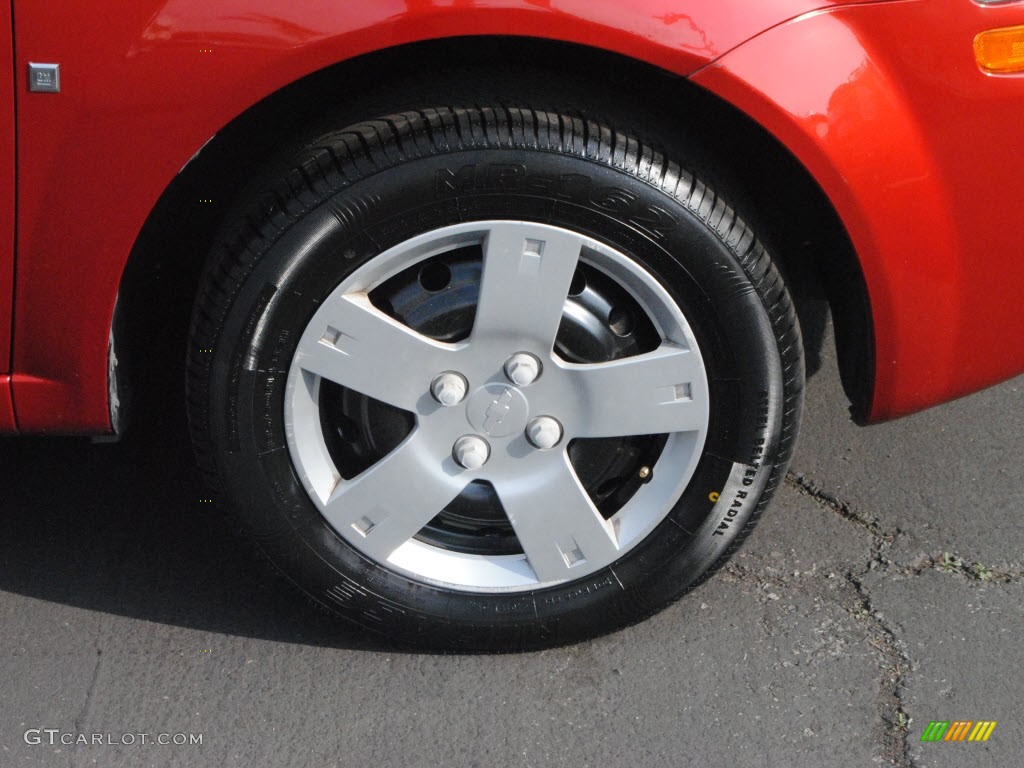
[{"left": 28, "top": 63, "right": 60, "bottom": 93}]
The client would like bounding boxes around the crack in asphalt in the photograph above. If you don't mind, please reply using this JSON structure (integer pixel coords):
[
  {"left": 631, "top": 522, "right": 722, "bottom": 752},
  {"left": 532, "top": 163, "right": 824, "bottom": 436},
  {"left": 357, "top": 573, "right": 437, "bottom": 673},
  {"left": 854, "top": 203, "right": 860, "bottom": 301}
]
[
  {"left": 73, "top": 647, "right": 103, "bottom": 735},
  {"left": 891, "top": 553, "right": 1024, "bottom": 585},
  {"left": 726, "top": 470, "right": 1022, "bottom": 765},
  {"left": 781, "top": 471, "right": 913, "bottom": 766},
  {"left": 787, "top": 472, "right": 1023, "bottom": 586},
  {"left": 780, "top": 469, "right": 1021, "bottom": 764},
  {"left": 785, "top": 473, "right": 900, "bottom": 543},
  {"left": 722, "top": 555, "right": 915, "bottom": 767},
  {"left": 842, "top": 571, "right": 913, "bottom": 768},
  {"left": 70, "top": 613, "right": 109, "bottom": 768}
]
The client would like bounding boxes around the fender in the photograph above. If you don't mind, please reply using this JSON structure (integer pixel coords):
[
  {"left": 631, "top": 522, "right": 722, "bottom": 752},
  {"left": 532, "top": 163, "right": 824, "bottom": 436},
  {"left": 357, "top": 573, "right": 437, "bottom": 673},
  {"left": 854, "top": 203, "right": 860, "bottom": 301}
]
[
  {"left": 691, "top": 0, "right": 1024, "bottom": 421},
  {"left": 3, "top": 0, "right": 948, "bottom": 432}
]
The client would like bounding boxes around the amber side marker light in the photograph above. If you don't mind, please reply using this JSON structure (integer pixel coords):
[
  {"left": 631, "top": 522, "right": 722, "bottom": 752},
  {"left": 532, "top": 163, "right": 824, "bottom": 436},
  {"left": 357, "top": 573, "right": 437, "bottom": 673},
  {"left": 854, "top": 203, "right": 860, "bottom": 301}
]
[{"left": 975, "top": 25, "right": 1024, "bottom": 73}]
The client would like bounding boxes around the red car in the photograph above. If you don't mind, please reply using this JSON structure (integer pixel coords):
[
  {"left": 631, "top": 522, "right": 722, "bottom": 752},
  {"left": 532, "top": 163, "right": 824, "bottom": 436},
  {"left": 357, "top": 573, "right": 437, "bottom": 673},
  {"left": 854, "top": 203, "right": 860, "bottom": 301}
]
[{"left": 3, "top": 0, "right": 1023, "bottom": 649}]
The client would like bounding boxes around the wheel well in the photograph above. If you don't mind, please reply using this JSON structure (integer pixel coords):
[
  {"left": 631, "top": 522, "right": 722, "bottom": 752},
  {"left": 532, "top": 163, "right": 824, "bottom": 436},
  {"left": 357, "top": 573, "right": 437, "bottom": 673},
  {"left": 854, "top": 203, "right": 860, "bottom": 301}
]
[{"left": 118, "top": 36, "right": 873, "bottom": 429}]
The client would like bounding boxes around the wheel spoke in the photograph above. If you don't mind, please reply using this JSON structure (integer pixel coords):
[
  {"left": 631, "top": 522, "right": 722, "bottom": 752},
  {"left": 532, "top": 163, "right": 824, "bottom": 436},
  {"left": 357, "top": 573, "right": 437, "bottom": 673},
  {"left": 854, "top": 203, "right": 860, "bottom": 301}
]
[
  {"left": 322, "top": 430, "right": 466, "bottom": 562},
  {"left": 496, "top": 453, "right": 619, "bottom": 583},
  {"left": 293, "top": 292, "right": 456, "bottom": 411},
  {"left": 472, "top": 222, "right": 582, "bottom": 350},
  {"left": 564, "top": 344, "right": 706, "bottom": 438}
]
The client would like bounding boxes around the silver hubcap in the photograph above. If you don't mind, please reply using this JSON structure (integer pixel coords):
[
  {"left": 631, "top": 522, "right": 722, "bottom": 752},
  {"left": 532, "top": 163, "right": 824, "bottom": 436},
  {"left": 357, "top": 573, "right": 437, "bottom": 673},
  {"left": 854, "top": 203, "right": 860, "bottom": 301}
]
[{"left": 284, "top": 221, "right": 709, "bottom": 592}]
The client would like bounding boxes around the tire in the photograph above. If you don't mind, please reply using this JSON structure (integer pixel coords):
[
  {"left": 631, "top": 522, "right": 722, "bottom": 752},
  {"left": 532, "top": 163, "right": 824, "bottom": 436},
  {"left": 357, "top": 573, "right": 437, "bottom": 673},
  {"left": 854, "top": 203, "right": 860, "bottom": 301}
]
[{"left": 187, "top": 106, "right": 803, "bottom": 650}]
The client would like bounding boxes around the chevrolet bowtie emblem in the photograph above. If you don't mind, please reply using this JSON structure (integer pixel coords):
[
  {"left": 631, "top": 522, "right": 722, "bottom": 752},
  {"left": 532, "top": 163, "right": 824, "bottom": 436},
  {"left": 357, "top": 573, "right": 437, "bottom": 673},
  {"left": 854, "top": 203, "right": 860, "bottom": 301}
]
[{"left": 483, "top": 389, "right": 515, "bottom": 434}]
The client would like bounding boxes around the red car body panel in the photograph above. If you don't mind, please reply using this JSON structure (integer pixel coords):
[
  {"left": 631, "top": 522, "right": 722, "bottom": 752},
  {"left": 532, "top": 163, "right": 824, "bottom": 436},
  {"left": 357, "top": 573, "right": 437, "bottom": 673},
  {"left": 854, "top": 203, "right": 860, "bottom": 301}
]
[
  {"left": 0, "top": 0, "right": 14, "bottom": 376},
  {"left": 693, "top": 0, "right": 1024, "bottom": 421},
  {"left": 0, "top": 379, "right": 14, "bottom": 433},
  {"left": 4, "top": 0, "right": 1023, "bottom": 432},
  {"left": 9, "top": 0, "right": 865, "bottom": 434},
  {"left": 0, "top": 1, "right": 13, "bottom": 433}
]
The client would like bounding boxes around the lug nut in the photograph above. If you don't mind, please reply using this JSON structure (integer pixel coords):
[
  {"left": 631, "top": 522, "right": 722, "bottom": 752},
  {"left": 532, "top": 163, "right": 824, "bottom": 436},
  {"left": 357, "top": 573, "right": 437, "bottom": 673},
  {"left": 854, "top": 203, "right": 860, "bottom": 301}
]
[
  {"left": 526, "top": 416, "right": 563, "bottom": 450},
  {"left": 453, "top": 435, "right": 490, "bottom": 469},
  {"left": 504, "top": 353, "right": 541, "bottom": 386},
  {"left": 431, "top": 372, "right": 468, "bottom": 407}
]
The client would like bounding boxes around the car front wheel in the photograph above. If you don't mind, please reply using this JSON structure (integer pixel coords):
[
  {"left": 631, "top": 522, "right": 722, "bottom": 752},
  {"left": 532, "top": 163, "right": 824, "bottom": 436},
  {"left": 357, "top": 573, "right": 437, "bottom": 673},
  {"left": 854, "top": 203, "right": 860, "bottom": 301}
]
[{"left": 187, "top": 105, "right": 803, "bottom": 650}]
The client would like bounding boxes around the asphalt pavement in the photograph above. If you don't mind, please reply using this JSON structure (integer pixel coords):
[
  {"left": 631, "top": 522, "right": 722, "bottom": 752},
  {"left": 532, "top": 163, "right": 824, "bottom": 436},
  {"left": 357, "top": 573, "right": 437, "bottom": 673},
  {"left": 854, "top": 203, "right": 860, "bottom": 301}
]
[{"left": 1, "top": 331, "right": 1021, "bottom": 768}]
